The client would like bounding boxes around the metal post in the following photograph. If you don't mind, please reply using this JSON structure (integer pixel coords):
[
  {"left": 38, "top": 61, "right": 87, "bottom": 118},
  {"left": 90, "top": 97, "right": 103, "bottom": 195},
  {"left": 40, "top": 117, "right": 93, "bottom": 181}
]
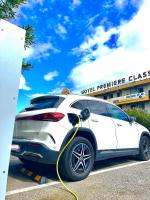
[{"left": 0, "top": 19, "right": 25, "bottom": 200}]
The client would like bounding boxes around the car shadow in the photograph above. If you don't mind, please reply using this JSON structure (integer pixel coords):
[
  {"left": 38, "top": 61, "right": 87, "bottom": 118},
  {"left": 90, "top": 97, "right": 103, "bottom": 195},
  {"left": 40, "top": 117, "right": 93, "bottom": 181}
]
[
  {"left": 8, "top": 156, "right": 138, "bottom": 183},
  {"left": 8, "top": 158, "right": 58, "bottom": 182},
  {"left": 8, "top": 159, "right": 33, "bottom": 183},
  {"left": 93, "top": 156, "right": 137, "bottom": 171}
]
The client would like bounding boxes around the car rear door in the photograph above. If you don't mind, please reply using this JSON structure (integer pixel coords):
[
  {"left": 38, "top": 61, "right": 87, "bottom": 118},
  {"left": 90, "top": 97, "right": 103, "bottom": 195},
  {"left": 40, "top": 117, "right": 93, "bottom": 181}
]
[
  {"left": 106, "top": 103, "right": 139, "bottom": 149},
  {"left": 87, "top": 100, "right": 117, "bottom": 150}
]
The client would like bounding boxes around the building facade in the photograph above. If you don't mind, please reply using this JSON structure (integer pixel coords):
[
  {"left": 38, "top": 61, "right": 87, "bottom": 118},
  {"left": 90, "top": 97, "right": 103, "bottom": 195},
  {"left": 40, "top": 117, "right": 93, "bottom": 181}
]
[{"left": 81, "top": 71, "right": 150, "bottom": 113}]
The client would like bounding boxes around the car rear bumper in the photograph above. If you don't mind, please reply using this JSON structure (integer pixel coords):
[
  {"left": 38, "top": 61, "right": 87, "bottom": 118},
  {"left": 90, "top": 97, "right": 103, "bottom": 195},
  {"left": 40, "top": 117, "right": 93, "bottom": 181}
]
[{"left": 11, "top": 140, "right": 59, "bottom": 164}]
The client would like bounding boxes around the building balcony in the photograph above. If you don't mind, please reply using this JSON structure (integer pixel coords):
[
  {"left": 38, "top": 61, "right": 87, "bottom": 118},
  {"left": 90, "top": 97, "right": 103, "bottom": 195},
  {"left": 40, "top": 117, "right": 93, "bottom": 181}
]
[{"left": 109, "top": 92, "right": 150, "bottom": 105}]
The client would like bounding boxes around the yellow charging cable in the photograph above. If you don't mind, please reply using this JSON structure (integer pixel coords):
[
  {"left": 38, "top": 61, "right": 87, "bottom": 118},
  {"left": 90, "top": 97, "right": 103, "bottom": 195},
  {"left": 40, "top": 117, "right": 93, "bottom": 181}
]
[{"left": 56, "top": 116, "right": 80, "bottom": 200}]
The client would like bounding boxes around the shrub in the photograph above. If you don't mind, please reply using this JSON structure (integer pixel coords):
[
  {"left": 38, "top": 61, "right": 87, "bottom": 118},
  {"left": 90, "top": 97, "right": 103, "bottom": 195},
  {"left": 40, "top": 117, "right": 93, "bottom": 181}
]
[{"left": 125, "top": 108, "right": 150, "bottom": 131}]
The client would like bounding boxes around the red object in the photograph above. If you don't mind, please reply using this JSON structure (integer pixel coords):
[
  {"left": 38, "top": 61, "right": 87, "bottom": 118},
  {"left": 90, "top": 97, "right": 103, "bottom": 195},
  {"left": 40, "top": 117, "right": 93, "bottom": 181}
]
[{"left": 16, "top": 112, "right": 65, "bottom": 122}]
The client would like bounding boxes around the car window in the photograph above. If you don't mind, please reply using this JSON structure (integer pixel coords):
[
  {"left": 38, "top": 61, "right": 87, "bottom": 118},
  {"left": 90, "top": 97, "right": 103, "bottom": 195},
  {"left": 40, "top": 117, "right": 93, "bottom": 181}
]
[
  {"left": 106, "top": 103, "right": 129, "bottom": 121},
  {"left": 87, "top": 100, "right": 110, "bottom": 117},
  {"left": 25, "top": 96, "right": 65, "bottom": 111},
  {"left": 71, "top": 100, "right": 89, "bottom": 110}
]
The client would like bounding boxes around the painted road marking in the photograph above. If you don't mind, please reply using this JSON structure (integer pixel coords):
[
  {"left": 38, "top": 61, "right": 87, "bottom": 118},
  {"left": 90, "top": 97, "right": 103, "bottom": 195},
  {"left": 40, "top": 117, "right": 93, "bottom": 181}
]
[
  {"left": 6, "top": 181, "right": 59, "bottom": 196},
  {"left": 90, "top": 160, "right": 150, "bottom": 176},
  {"left": 6, "top": 160, "right": 150, "bottom": 196}
]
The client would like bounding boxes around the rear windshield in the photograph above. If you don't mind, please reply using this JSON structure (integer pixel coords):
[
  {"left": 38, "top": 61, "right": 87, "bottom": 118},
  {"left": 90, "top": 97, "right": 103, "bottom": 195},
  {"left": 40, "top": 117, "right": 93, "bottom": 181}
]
[{"left": 24, "top": 96, "right": 65, "bottom": 111}]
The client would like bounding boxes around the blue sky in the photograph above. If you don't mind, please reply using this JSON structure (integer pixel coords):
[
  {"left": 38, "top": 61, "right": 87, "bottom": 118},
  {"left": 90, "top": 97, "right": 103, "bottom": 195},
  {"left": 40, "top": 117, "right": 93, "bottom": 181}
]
[{"left": 12, "top": 0, "right": 150, "bottom": 112}]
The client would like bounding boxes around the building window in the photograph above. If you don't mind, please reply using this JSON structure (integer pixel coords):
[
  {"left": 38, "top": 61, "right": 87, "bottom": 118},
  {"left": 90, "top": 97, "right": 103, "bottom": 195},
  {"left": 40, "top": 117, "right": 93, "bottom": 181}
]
[
  {"left": 137, "top": 87, "right": 144, "bottom": 93},
  {"left": 131, "top": 104, "right": 137, "bottom": 109},
  {"left": 117, "top": 91, "right": 122, "bottom": 97},
  {"left": 109, "top": 93, "right": 113, "bottom": 99},
  {"left": 138, "top": 104, "right": 145, "bottom": 110},
  {"left": 131, "top": 103, "right": 145, "bottom": 110},
  {"left": 103, "top": 95, "right": 108, "bottom": 100}
]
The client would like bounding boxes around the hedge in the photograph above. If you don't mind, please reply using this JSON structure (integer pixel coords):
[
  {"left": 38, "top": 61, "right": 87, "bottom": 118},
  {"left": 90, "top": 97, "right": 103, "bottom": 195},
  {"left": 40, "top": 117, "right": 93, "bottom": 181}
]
[{"left": 125, "top": 108, "right": 150, "bottom": 131}]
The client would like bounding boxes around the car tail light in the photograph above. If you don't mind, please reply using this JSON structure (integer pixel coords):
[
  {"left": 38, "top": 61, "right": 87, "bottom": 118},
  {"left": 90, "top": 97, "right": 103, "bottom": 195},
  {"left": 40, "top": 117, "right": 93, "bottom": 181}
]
[{"left": 16, "top": 112, "right": 65, "bottom": 122}]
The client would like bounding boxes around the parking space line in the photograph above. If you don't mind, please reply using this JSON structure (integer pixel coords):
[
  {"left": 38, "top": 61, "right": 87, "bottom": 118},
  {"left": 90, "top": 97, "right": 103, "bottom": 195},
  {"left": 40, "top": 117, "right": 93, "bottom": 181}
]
[
  {"left": 90, "top": 160, "right": 150, "bottom": 176},
  {"left": 6, "top": 160, "right": 150, "bottom": 196},
  {"left": 6, "top": 181, "right": 59, "bottom": 196}
]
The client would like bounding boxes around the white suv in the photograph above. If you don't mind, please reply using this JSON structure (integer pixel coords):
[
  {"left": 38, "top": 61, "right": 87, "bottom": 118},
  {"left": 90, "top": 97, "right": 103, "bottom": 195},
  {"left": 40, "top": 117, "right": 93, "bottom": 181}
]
[{"left": 12, "top": 94, "right": 150, "bottom": 181}]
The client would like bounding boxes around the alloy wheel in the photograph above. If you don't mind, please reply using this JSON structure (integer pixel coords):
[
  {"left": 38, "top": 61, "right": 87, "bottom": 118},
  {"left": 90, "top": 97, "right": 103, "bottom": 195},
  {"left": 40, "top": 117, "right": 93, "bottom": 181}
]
[
  {"left": 142, "top": 137, "right": 150, "bottom": 159},
  {"left": 71, "top": 143, "right": 92, "bottom": 174}
]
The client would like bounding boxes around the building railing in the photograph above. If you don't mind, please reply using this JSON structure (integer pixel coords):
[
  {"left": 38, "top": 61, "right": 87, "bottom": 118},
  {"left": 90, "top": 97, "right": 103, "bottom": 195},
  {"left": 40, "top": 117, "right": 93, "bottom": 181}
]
[{"left": 108, "top": 92, "right": 150, "bottom": 105}]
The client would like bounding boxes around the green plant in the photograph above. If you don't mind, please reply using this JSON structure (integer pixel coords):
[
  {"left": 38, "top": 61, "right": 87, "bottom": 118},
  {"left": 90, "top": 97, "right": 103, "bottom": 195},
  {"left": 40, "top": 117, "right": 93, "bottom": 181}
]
[
  {"left": 0, "top": 0, "right": 26, "bottom": 19},
  {"left": 0, "top": 0, "right": 35, "bottom": 70},
  {"left": 125, "top": 108, "right": 150, "bottom": 131}
]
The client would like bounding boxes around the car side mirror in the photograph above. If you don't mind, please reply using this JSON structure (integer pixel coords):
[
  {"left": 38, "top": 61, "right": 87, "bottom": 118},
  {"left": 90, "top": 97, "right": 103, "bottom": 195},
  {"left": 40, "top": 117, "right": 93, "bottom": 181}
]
[
  {"left": 80, "top": 108, "right": 90, "bottom": 121},
  {"left": 129, "top": 116, "right": 136, "bottom": 123}
]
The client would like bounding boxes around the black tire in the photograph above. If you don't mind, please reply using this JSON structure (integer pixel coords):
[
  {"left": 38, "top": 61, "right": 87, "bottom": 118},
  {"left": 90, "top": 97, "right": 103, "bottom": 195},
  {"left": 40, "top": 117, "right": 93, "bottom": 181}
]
[
  {"left": 138, "top": 135, "right": 150, "bottom": 161},
  {"left": 59, "top": 137, "right": 94, "bottom": 181}
]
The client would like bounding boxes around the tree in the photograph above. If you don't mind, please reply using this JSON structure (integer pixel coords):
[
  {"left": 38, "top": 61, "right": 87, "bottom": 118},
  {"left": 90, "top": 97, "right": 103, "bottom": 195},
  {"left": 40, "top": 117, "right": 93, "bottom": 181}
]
[{"left": 0, "top": 0, "right": 35, "bottom": 70}]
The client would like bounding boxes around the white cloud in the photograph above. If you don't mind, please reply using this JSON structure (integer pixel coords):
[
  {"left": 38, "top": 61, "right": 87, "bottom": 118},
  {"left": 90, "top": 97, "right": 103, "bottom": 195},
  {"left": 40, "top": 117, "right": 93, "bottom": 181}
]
[
  {"left": 55, "top": 24, "right": 67, "bottom": 38},
  {"left": 73, "top": 0, "right": 81, "bottom": 6},
  {"left": 70, "top": 0, "right": 81, "bottom": 9},
  {"left": 57, "top": 82, "right": 66, "bottom": 87},
  {"left": 29, "top": 81, "right": 65, "bottom": 98},
  {"left": 24, "top": 42, "right": 60, "bottom": 60},
  {"left": 48, "top": 82, "right": 66, "bottom": 95},
  {"left": 86, "top": 14, "right": 100, "bottom": 28},
  {"left": 29, "top": 93, "right": 46, "bottom": 99},
  {"left": 115, "top": 0, "right": 126, "bottom": 9},
  {"left": 69, "top": 0, "right": 150, "bottom": 90},
  {"left": 102, "top": 0, "right": 115, "bottom": 9},
  {"left": 44, "top": 70, "right": 59, "bottom": 81},
  {"left": 31, "top": 0, "right": 44, "bottom": 5},
  {"left": 130, "top": 0, "right": 142, "bottom": 8},
  {"left": 48, "top": 88, "right": 62, "bottom": 95},
  {"left": 19, "top": 75, "right": 31, "bottom": 91},
  {"left": 23, "top": 0, "right": 45, "bottom": 8},
  {"left": 16, "top": 0, "right": 45, "bottom": 20},
  {"left": 39, "top": 7, "right": 48, "bottom": 13},
  {"left": 64, "top": 16, "right": 70, "bottom": 24},
  {"left": 72, "top": 26, "right": 117, "bottom": 58},
  {"left": 23, "top": 48, "right": 33, "bottom": 58}
]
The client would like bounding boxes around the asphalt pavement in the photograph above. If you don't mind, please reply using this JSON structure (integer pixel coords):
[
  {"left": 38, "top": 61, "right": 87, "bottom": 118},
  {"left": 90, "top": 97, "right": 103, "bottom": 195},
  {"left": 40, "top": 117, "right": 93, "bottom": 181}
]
[{"left": 6, "top": 156, "right": 150, "bottom": 200}]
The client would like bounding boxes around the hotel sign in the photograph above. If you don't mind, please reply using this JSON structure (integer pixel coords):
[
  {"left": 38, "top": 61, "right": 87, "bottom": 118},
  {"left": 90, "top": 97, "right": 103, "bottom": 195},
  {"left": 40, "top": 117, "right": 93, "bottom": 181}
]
[
  {"left": 112, "top": 92, "right": 146, "bottom": 104},
  {"left": 81, "top": 71, "right": 150, "bottom": 95}
]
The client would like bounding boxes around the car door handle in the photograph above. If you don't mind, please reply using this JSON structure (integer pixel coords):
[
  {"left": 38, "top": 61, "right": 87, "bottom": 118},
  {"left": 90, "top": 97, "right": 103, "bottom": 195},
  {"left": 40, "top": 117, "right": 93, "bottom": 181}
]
[
  {"left": 117, "top": 123, "right": 122, "bottom": 126},
  {"left": 91, "top": 119, "right": 99, "bottom": 122}
]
